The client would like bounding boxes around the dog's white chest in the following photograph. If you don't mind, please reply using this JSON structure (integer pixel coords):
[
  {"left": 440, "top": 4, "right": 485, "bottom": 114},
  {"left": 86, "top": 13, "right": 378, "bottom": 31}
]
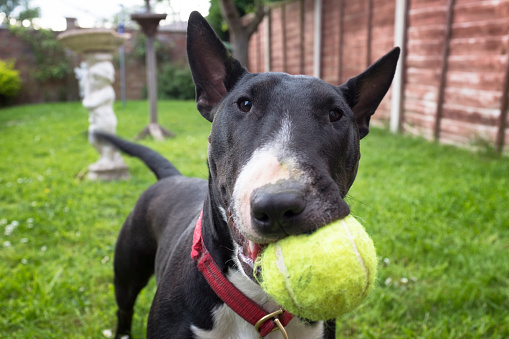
[
  {"left": 190, "top": 303, "right": 323, "bottom": 339},
  {"left": 190, "top": 268, "right": 323, "bottom": 339}
]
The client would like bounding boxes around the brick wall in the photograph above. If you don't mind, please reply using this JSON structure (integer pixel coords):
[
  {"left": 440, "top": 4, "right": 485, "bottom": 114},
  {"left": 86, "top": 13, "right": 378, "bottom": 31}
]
[
  {"left": 0, "top": 29, "right": 80, "bottom": 103},
  {"left": 248, "top": 0, "right": 509, "bottom": 152},
  {"left": 0, "top": 28, "right": 188, "bottom": 105},
  {"left": 111, "top": 29, "right": 187, "bottom": 101}
]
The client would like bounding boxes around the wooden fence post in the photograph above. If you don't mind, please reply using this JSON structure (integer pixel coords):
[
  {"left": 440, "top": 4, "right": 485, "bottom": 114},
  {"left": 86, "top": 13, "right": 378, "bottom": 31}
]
[
  {"left": 496, "top": 48, "right": 509, "bottom": 153},
  {"left": 257, "top": 24, "right": 262, "bottom": 72},
  {"left": 264, "top": 9, "right": 272, "bottom": 72},
  {"left": 282, "top": 3, "right": 287, "bottom": 73},
  {"left": 300, "top": 0, "right": 305, "bottom": 74},
  {"left": 313, "top": 0, "right": 323, "bottom": 78},
  {"left": 434, "top": 0, "right": 455, "bottom": 141},
  {"left": 390, "top": 0, "right": 409, "bottom": 133},
  {"left": 337, "top": 0, "right": 344, "bottom": 83},
  {"left": 367, "top": 0, "right": 373, "bottom": 67}
]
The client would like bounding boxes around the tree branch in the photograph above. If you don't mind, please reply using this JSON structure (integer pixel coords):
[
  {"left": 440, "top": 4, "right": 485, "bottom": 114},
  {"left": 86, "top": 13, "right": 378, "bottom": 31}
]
[
  {"left": 218, "top": 0, "right": 242, "bottom": 32},
  {"left": 245, "top": 1, "right": 266, "bottom": 37}
]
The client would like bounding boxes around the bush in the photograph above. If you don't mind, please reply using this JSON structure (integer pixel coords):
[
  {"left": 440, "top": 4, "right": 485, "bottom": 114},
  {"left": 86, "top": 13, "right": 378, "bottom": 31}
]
[
  {"left": 0, "top": 59, "right": 22, "bottom": 106},
  {"left": 11, "top": 27, "right": 71, "bottom": 82},
  {"left": 158, "top": 64, "right": 195, "bottom": 100}
]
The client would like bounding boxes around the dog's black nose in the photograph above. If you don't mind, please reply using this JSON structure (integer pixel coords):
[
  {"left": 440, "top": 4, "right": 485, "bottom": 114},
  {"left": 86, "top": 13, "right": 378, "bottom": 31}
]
[{"left": 250, "top": 185, "right": 306, "bottom": 236}]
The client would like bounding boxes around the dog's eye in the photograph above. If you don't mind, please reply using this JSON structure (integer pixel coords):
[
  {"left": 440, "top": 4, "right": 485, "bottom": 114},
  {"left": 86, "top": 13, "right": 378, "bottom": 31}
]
[
  {"left": 329, "top": 110, "right": 343, "bottom": 122},
  {"left": 237, "top": 98, "right": 252, "bottom": 113}
]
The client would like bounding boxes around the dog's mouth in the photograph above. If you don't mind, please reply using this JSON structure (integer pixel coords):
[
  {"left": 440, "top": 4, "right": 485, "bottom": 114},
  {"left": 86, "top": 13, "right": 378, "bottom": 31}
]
[
  {"left": 227, "top": 210, "right": 269, "bottom": 279},
  {"left": 237, "top": 239, "right": 265, "bottom": 271}
]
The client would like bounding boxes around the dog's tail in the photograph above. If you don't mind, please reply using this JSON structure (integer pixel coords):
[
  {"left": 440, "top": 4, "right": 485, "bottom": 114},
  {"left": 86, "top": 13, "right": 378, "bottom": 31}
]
[{"left": 94, "top": 132, "right": 181, "bottom": 180}]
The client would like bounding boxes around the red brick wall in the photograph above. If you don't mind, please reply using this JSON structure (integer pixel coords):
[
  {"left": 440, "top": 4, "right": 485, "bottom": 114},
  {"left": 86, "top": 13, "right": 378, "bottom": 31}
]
[
  {"left": 0, "top": 29, "right": 80, "bottom": 103},
  {"left": 248, "top": 0, "right": 509, "bottom": 152},
  {"left": 112, "top": 30, "right": 188, "bottom": 101},
  {"left": 0, "top": 28, "right": 188, "bottom": 105}
]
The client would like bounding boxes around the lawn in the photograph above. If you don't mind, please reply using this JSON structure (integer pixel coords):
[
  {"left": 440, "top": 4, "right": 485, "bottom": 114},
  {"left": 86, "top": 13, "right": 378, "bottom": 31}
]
[{"left": 1, "top": 101, "right": 508, "bottom": 338}]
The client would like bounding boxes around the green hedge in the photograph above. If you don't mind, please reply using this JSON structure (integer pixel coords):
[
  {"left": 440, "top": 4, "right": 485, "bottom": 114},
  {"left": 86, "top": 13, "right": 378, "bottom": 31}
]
[
  {"left": 0, "top": 59, "right": 21, "bottom": 106},
  {"left": 158, "top": 64, "right": 195, "bottom": 100}
]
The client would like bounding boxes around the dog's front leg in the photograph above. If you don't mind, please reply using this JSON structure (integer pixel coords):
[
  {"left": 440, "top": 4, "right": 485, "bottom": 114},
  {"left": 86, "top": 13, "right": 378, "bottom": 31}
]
[{"left": 323, "top": 319, "right": 336, "bottom": 339}]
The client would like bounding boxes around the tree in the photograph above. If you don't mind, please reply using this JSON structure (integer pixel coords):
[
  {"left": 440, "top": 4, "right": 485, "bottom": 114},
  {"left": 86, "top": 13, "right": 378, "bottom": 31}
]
[
  {"left": 215, "top": 0, "right": 266, "bottom": 67},
  {"left": 17, "top": 6, "right": 39, "bottom": 23},
  {"left": 0, "top": 0, "right": 20, "bottom": 18},
  {"left": 0, "top": 0, "right": 40, "bottom": 25},
  {"left": 207, "top": 0, "right": 253, "bottom": 42}
]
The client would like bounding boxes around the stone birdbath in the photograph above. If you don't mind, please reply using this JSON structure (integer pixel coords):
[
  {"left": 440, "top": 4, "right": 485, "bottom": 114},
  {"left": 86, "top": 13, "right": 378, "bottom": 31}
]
[{"left": 58, "top": 29, "right": 130, "bottom": 181}]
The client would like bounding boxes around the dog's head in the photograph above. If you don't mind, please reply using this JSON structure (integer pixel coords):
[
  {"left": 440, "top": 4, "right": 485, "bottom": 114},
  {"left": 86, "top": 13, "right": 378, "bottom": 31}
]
[{"left": 187, "top": 12, "right": 399, "bottom": 279}]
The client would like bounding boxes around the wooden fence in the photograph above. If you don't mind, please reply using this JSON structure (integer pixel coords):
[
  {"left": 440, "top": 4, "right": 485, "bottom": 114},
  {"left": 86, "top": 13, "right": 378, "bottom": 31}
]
[{"left": 248, "top": 0, "right": 509, "bottom": 153}]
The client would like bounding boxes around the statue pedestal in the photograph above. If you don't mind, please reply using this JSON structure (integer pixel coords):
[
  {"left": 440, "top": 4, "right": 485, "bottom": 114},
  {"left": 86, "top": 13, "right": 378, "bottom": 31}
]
[{"left": 87, "top": 162, "right": 130, "bottom": 181}]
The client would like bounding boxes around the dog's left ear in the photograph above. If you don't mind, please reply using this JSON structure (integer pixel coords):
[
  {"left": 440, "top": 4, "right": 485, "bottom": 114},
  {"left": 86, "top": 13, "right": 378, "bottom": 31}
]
[
  {"left": 187, "top": 11, "right": 248, "bottom": 122},
  {"left": 339, "top": 47, "right": 400, "bottom": 139}
]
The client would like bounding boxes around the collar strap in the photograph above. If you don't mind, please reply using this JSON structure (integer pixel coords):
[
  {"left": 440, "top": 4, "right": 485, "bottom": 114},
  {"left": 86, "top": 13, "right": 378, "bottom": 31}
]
[{"left": 191, "top": 211, "right": 294, "bottom": 337}]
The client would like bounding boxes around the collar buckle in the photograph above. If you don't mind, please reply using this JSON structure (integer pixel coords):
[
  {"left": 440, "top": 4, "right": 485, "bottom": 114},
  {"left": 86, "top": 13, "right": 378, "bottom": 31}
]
[{"left": 255, "top": 309, "right": 289, "bottom": 339}]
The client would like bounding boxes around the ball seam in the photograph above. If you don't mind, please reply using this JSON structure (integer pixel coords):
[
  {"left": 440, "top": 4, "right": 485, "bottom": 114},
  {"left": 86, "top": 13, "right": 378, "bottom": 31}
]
[
  {"left": 342, "top": 219, "right": 370, "bottom": 295},
  {"left": 275, "top": 242, "right": 301, "bottom": 310}
]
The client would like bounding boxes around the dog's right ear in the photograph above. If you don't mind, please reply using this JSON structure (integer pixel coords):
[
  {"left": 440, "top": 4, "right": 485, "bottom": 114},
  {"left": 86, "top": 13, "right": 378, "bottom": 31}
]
[
  {"left": 338, "top": 47, "right": 400, "bottom": 139},
  {"left": 187, "top": 11, "right": 247, "bottom": 122}
]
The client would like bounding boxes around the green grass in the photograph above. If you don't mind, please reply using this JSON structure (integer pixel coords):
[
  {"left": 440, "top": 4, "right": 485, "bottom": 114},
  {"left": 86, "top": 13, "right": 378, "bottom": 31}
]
[{"left": 1, "top": 101, "right": 508, "bottom": 338}]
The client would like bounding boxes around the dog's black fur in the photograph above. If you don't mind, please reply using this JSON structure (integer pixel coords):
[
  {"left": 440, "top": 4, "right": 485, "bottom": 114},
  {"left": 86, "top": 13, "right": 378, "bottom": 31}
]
[{"left": 104, "top": 11, "right": 399, "bottom": 339}]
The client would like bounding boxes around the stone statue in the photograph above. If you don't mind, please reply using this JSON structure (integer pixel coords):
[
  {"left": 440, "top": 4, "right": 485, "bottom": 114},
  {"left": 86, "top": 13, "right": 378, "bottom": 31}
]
[
  {"left": 82, "top": 53, "right": 128, "bottom": 179},
  {"left": 58, "top": 28, "right": 130, "bottom": 180},
  {"left": 74, "top": 61, "right": 88, "bottom": 99}
]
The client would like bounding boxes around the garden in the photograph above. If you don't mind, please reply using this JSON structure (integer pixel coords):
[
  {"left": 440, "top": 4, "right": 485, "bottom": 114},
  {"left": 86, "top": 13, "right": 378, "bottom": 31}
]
[{"left": 1, "top": 101, "right": 508, "bottom": 338}]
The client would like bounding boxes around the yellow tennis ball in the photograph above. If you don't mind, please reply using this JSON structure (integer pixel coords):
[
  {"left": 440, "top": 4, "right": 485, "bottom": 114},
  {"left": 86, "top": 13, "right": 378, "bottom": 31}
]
[{"left": 254, "top": 215, "right": 377, "bottom": 321}]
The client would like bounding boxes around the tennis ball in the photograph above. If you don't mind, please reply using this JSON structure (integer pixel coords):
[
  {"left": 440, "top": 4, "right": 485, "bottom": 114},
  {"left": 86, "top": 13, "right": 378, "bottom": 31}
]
[{"left": 254, "top": 215, "right": 377, "bottom": 321}]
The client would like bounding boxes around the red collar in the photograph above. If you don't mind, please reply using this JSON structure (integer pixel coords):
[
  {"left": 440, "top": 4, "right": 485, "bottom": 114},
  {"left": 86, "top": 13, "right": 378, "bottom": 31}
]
[{"left": 191, "top": 211, "right": 294, "bottom": 338}]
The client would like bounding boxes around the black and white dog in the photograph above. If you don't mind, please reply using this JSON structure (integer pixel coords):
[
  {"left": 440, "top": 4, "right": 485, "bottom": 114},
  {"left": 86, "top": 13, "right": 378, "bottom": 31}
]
[{"left": 104, "top": 11, "right": 399, "bottom": 339}]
